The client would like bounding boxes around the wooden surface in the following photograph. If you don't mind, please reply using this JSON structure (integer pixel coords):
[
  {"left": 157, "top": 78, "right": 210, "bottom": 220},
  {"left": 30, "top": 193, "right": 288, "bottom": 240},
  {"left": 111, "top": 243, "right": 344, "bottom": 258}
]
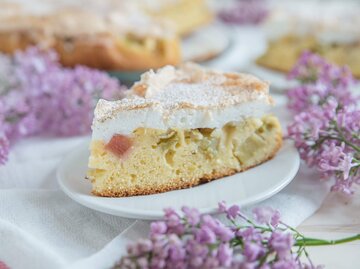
[{"left": 298, "top": 186, "right": 360, "bottom": 268}]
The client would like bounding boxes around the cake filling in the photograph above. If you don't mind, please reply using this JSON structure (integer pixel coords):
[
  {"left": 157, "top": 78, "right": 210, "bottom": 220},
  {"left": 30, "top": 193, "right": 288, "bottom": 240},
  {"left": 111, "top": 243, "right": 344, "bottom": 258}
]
[
  {"left": 88, "top": 115, "right": 281, "bottom": 197},
  {"left": 105, "top": 134, "right": 133, "bottom": 158}
]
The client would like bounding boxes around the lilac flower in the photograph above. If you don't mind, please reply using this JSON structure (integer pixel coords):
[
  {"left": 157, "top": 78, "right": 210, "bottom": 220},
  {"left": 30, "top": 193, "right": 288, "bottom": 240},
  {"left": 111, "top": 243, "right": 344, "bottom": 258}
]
[
  {"left": 164, "top": 208, "right": 181, "bottom": 225},
  {"left": 252, "top": 207, "right": 281, "bottom": 227},
  {"left": 152, "top": 235, "right": 169, "bottom": 258},
  {"left": 217, "top": 243, "right": 233, "bottom": 266},
  {"left": 272, "top": 259, "right": 298, "bottom": 269},
  {"left": 269, "top": 231, "right": 294, "bottom": 259},
  {"left": 137, "top": 239, "right": 153, "bottom": 253},
  {"left": 202, "top": 214, "right": 221, "bottom": 230},
  {"left": 0, "top": 100, "right": 9, "bottom": 164},
  {"left": 126, "top": 243, "right": 140, "bottom": 256},
  {"left": 214, "top": 223, "right": 234, "bottom": 242},
  {"left": 168, "top": 234, "right": 185, "bottom": 262},
  {"left": 288, "top": 104, "right": 360, "bottom": 194},
  {"left": 218, "top": 201, "right": 227, "bottom": 213},
  {"left": 0, "top": 47, "right": 125, "bottom": 165},
  {"left": 115, "top": 205, "right": 327, "bottom": 269},
  {"left": 319, "top": 153, "right": 356, "bottom": 180},
  {"left": 195, "top": 226, "right": 217, "bottom": 244},
  {"left": 186, "top": 239, "right": 208, "bottom": 260},
  {"left": 227, "top": 205, "right": 241, "bottom": 220},
  {"left": 218, "top": 0, "right": 269, "bottom": 25},
  {"left": 243, "top": 242, "right": 264, "bottom": 262},
  {"left": 150, "top": 257, "right": 166, "bottom": 269},
  {"left": 164, "top": 208, "right": 184, "bottom": 235},
  {"left": 287, "top": 51, "right": 357, "bottom": 114},
  {"left": 189, "top": 256, "right": 203, "bottom": 267},
  {"left": 288, "top": 51, "right": 355, "bottom": 88},
  {"left": 236, "top": 227, "right": 262, "bottom": 243},
  {"left": 217, "top": 201, "right": 243, "bottom": 220},
  {"left": 151, "top": 221, "right": 167, "bottom": 235},
  {"left": 137, "top": 257, "right": 149, "bottom": 268},
  {"left": 287, "top": 52, "right": 360, "bottom": 194},
  {"left": 182, "top": 206, "right": 200, "bottom": 226},
  {"left": 203, "top": 256, "right": 220, "bottom": 268}
]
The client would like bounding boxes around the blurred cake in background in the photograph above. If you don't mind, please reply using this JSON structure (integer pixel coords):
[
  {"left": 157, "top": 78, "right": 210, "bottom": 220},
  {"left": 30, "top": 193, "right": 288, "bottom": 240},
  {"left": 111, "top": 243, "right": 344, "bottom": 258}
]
[
  {"left": 256, "top": 0, "right": 360, "bottom": 78},
  {"left": 136, "top": 0, "right": 213, "bottom": 36},
  {"left": 0, "top": 0, "right": 213, "bottom": 71}
]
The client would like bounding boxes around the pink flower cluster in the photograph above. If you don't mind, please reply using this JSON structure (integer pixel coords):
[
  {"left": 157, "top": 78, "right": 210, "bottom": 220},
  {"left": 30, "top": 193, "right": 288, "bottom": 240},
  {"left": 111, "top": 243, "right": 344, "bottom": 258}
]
[
  {"left": 287, "top": 51, "right": 356, "bottom": 114},
  {"left": 218, "top": 0, "right": 268, "bottom": 25},
  {"left": 287, "top": 52, "right": 360, "bottom": 194},
  {"left": 0, "top": 47, "right": 125, "bottom": 164},
  {"left": 116, "top": 203, "right": 321, "bottom": 269}
]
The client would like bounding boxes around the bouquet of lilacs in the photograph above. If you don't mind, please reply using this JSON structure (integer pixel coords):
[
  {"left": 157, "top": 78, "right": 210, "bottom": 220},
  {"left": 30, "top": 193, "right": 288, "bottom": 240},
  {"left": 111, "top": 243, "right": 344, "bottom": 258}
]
[
  {"left": 0, "top": 47, "right": 125, "bottom": 165},
  {"left": 116, "top": 203, "right": 360, "bottom": 269},
  {"left": 287, "top": 51, "right": 360, "bottom": 194}
]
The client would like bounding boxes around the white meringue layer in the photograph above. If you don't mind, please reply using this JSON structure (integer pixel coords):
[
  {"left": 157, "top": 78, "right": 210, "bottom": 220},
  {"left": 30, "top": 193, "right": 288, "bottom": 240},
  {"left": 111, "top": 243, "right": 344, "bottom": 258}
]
[{"left": 92, "top": 100, "right": 271, "bottom": 142}]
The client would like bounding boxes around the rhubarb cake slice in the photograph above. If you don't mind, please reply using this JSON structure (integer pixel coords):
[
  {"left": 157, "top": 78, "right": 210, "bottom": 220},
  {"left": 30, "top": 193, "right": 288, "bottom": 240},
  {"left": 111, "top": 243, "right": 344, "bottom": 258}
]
[{"left": 87, "top": 63, "right": 282, "bottom": 197}]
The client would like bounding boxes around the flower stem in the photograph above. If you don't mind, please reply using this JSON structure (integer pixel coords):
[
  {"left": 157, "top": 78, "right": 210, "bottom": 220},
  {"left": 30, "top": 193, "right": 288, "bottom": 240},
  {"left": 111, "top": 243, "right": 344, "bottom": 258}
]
[
  {"left": 333, "top": 122, "right": 360, "bottom": 152},
  {"left": 295, "top": 234, "right": 360, "bottom": 246},
  {"left": 322, "top": 135, "right": 360, "bottom": 152}
]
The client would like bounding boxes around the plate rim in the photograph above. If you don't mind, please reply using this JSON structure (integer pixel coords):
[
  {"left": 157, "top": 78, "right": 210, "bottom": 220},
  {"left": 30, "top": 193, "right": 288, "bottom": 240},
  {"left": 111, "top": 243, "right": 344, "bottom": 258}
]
[
  {"left": 246, "top": 63, "right": 299, "bottom": 92},
  {"left": 57, "top": 140, "right": 300, "bottom": 220},
  {"left": 182, "top": 22, "right": 232, "bottom": 63}
]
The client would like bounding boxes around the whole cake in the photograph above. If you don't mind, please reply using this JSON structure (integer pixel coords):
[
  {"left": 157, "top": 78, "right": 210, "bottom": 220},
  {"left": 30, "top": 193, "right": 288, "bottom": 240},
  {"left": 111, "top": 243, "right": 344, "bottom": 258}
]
[
  {"left": 0, "top": 0, "right": 213, "bottom": 71},
  {"left": 256, "top": 34, "right": 360, "bottom": 78},
  {"left": 87, "top": 63, "right": 282, "bottom": 197},
  {"left": 0, "top": 7, "right": 180, "bottom": 71},
  {"left": 257, "top": 1, "right": 360, "bottom": 78}
]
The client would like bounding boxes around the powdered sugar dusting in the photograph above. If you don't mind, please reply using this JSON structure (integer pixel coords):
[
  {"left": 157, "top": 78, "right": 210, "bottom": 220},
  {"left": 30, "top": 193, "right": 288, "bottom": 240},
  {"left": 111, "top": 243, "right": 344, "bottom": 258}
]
[
  {"left": 154, "top": 82, "right": 227, "bottom": 107},
  {"left": 139, "top": 63, "right": 270, "bottom": 109},
  {"left": 96, "top": 63, "right": 271, "bottom": 123}
]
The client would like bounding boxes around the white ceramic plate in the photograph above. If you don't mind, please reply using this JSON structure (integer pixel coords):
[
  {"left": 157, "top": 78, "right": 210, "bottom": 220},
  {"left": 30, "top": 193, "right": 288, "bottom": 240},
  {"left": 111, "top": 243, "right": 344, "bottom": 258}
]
[
  {"left": 57, "top": 140, "right": 300, "bottom": 220},
  {"left": 246, "top": 63, "right": 298, "bottom": 92},
  {"left": 182, "top": 23, "right": 231, "bottom": 63}
]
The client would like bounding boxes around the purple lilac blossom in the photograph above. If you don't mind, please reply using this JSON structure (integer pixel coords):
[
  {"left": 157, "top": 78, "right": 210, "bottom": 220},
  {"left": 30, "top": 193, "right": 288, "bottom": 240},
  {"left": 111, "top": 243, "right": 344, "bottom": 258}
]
[
  {"left": 218, "top": 0, "right": 268, "bottom": 25},
  {"left": 287, "top": 52, "right": 360, "bottom": 194},
  {"left": 287, "top": 101, "right": 360, "bottom": 194},
  {"left": 253, "top": 207, "right": 280, "bottom": 227},
  {"left": 287, "top": 51, "right": 357, "bottom": 114},
  {"left": 0, "top": 99, "right": 9, "bottom": 164},
  {"left": 0, "top": 47, "right": 125, "bottom": 164},
  {"left": 115, "top": 202, "right": 320, "bottom": 269}
]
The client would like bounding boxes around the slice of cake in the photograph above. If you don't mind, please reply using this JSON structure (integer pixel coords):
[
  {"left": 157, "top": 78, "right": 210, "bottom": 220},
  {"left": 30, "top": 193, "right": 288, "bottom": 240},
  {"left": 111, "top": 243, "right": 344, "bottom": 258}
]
[{"left": 87, "top": 63, "right": 282, "bottom": 197}]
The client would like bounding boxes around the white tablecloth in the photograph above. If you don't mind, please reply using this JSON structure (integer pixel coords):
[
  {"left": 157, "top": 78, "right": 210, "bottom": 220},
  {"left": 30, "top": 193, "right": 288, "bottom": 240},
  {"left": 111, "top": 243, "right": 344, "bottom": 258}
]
[{"left": 0, "top": 27, "right": 330, "bottom": 269}]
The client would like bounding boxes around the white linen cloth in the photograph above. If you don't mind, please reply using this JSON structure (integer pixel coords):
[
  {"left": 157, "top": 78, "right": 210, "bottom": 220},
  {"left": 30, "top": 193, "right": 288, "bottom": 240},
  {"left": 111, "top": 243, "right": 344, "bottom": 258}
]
[{"left": 0, "top": 27, "right": 330, "bottom": 269}]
